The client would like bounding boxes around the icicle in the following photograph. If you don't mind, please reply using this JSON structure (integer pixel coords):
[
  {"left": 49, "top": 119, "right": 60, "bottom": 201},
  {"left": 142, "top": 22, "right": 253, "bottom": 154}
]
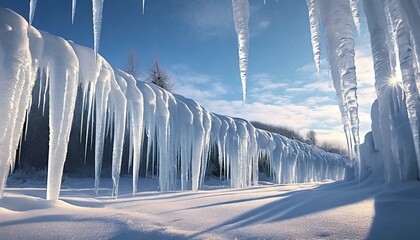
[
  {"left": 399, "top": 0, "right": 420, "bottom": 75},
  {"left": 363, "top": 0, "right": 396, "bottom": 183},
  {"left": 116, "top": 71, "right": 142, "bottom": 195},
  {"left": 0, "top": 9, "right": 38, "bottom": 199},
  {"left": 388, "top": 0, "right": 420, "bottom": 180},
  {"left": 72, "top": 0, "right": 77, "bottom": 24},
  {"left": 37, "top": 31, "right": 80, "bottom": 201},
  {"left": 319, "top": 0, "right": 361, "bottom": 178},
  {"left": 175, "top": 94, "right": 205, "bottom": 191},
  {"left": 29, "top": 0, "right": 37, "bottom": 25},
  {"left": 350, "top": 0, "right": 361, "bottom": 33},
  {"left": 92, "top": 0, "right": 104, "bottom": 58},
  {"left": 136, "top": 81, "right": 156, "bottom": 181},
  {"left": 142, "top": 0, "right": 146, "bottom": 15},
  {"left": 306, "top": 0, "right": 321, "bottom": 76},
  {"left": 232, "top": 0, "right": 250, "bottom": 102}
]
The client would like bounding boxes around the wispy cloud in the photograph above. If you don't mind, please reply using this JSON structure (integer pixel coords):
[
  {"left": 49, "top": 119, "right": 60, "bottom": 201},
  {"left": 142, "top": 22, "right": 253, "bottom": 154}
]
[
  {"left": 180, "top": 1, "right": 233, "bottom": 38},
  {"left": 170, "top": 64, "right": 228, "bottom": 101},
  {"left": 258, "top": 20, "right": 270, "bottom": 30}
]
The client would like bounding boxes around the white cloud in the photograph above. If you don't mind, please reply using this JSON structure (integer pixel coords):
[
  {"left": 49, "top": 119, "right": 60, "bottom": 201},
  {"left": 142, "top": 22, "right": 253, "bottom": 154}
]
[
  {"left": 170, "top": 64, "right": 228, "bottom": 101},
  {"left": 181, "top": 1, "right": 233, "bottom": 37},
  {"left": 258, "top": 20, "right": 270, "bottom": 30}
]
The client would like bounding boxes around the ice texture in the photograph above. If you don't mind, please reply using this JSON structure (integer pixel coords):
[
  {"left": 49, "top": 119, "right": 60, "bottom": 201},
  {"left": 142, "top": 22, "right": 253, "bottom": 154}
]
[{"left": 232, "top": 0, "right": 250, "bottom": 102}]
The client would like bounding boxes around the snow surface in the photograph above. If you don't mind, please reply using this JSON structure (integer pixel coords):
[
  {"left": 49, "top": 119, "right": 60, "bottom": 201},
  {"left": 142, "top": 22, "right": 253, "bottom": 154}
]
[{"left": 1, "top": 176, "right": 420, "bottom": 239}]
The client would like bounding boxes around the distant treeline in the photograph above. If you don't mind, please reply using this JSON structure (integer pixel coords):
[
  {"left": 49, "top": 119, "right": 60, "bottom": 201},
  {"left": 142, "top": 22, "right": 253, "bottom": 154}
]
[{"left": 250, "top": 121, "right": 347, "bottom": 156}]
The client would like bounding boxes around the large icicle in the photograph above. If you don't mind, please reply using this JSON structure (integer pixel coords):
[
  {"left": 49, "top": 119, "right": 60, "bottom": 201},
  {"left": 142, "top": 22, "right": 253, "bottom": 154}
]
[
  {"left": 306, "top": 0, "right": 321, "bottom": 75},
  {"left": 40, "top": 31, "right": 80, "bottom": 201},
  {"left": 29, "top": 0, "right": 37, "bottom": 25},
  {"left": 388, "top": 0, "right": 420, "bottom": 179},
  {"left": 109, "top": 75, "right": 127, "bottom": 198},
  {"left": 232, "top": 0, "right": 250, "bottom": 102},
  {"left": 319, "top": 0, "right": 361, "bottom": 177},
  {"left": 174, "top": 95, "right": 205, "bottom": 191},
  {"left": 117, "top": 71, "right": 143, "bottom": 195},
  {"left": 142, "top": 0, "right": 146, "bottom": 15},
  {"left": 0, "top": 9, "right": 35, "bottom": 199},
  {"left": 350, "top": 0, "right": 361, "bottom": 33},
  {"left": 136, "top": 82, "right": 156, "bottom": 180},
  {"left": 92, "top": 0, "right": 104, "bottom": 57},
  {"left": 72, "top": 0, "right": 77, "bottom": 24},
  {"left": 363, "top": 0, "right": 397, "bottom": 182}
]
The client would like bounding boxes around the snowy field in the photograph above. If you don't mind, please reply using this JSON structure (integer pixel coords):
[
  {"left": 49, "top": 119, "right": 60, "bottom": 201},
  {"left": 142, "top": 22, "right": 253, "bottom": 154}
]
[{"left": 1, "top": 177, "right": 420, "bottom": 240}]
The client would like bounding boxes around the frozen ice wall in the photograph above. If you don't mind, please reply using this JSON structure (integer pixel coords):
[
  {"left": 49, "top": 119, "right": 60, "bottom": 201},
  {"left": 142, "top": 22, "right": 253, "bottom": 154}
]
[{"left": 0, "top": 9, "right": 347, "bottom": 200}]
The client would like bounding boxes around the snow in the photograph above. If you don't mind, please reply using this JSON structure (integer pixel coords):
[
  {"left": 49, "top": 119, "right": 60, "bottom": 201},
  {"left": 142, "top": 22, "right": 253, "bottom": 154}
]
[
  {"left": 232, "top": 0, "right": 250, "bottom": 102},
  {"left": 1, "top": 176, "right": 420, "bottom": 239}
]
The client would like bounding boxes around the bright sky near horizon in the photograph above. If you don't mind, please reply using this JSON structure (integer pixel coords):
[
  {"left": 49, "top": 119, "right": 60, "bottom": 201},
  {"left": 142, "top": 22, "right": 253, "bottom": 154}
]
[{"left": 0, "top": 0, "right": 377, "bottom": 147}]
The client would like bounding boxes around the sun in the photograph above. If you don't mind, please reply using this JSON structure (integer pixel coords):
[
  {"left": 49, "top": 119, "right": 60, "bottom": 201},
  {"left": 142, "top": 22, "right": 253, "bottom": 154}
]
[{"left": 387, "top": 76, "right": 401, "bottom": 87}]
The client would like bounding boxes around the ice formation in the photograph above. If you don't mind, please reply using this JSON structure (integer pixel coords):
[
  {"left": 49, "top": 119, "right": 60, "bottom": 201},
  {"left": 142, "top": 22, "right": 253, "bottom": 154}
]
[
  {"left": 29, "top": 0, "right": 37, "bottom": 25},
  {"left": 360, "top": 0, "right": 420, "bottom": 183},
  {"left": 72, "top": 0, "right": 77, "bottom": 24},
  {"left": 306, "top": 0, "right": 321, "bottom": 76},
  {"left": 307, "top": 0, "right": 361, "bottom": 178},
  {"left": 232, "top": 0, "right": 250, "bottom": 102},
  {"left": 0, "top": 9, "right": 346, "bottom": 200},
  {"left": 92, "top": 0, "right": 104, "bottom": 57},
  {"left": 142, "top": 0, "right": 146, "bottom": 15},
  {"left": 349, "top": 0, "right": 361, "bottom": 33}
]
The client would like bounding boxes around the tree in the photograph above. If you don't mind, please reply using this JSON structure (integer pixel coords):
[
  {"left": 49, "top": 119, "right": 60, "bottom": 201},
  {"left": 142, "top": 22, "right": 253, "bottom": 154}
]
[
  {"left": 123, "top": 51, "right": 140, "bottom": 80},
  {"left": 148, "top": 58, "right": 173, "bottom": 92},
  {"left": 306, "top": 129, "right": 317, "bottom": 145}
]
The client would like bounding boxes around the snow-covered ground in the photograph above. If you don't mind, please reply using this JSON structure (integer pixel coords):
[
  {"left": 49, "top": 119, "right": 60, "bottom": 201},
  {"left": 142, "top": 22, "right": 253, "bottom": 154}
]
[{"left": 1, "top": 176, "right": 419, "bottom": 239}]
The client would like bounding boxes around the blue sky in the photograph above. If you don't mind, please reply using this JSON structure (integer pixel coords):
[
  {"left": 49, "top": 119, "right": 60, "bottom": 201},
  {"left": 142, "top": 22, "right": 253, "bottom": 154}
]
[{"left": 0, "top": 0, "right": 377, "bottom": 146}]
